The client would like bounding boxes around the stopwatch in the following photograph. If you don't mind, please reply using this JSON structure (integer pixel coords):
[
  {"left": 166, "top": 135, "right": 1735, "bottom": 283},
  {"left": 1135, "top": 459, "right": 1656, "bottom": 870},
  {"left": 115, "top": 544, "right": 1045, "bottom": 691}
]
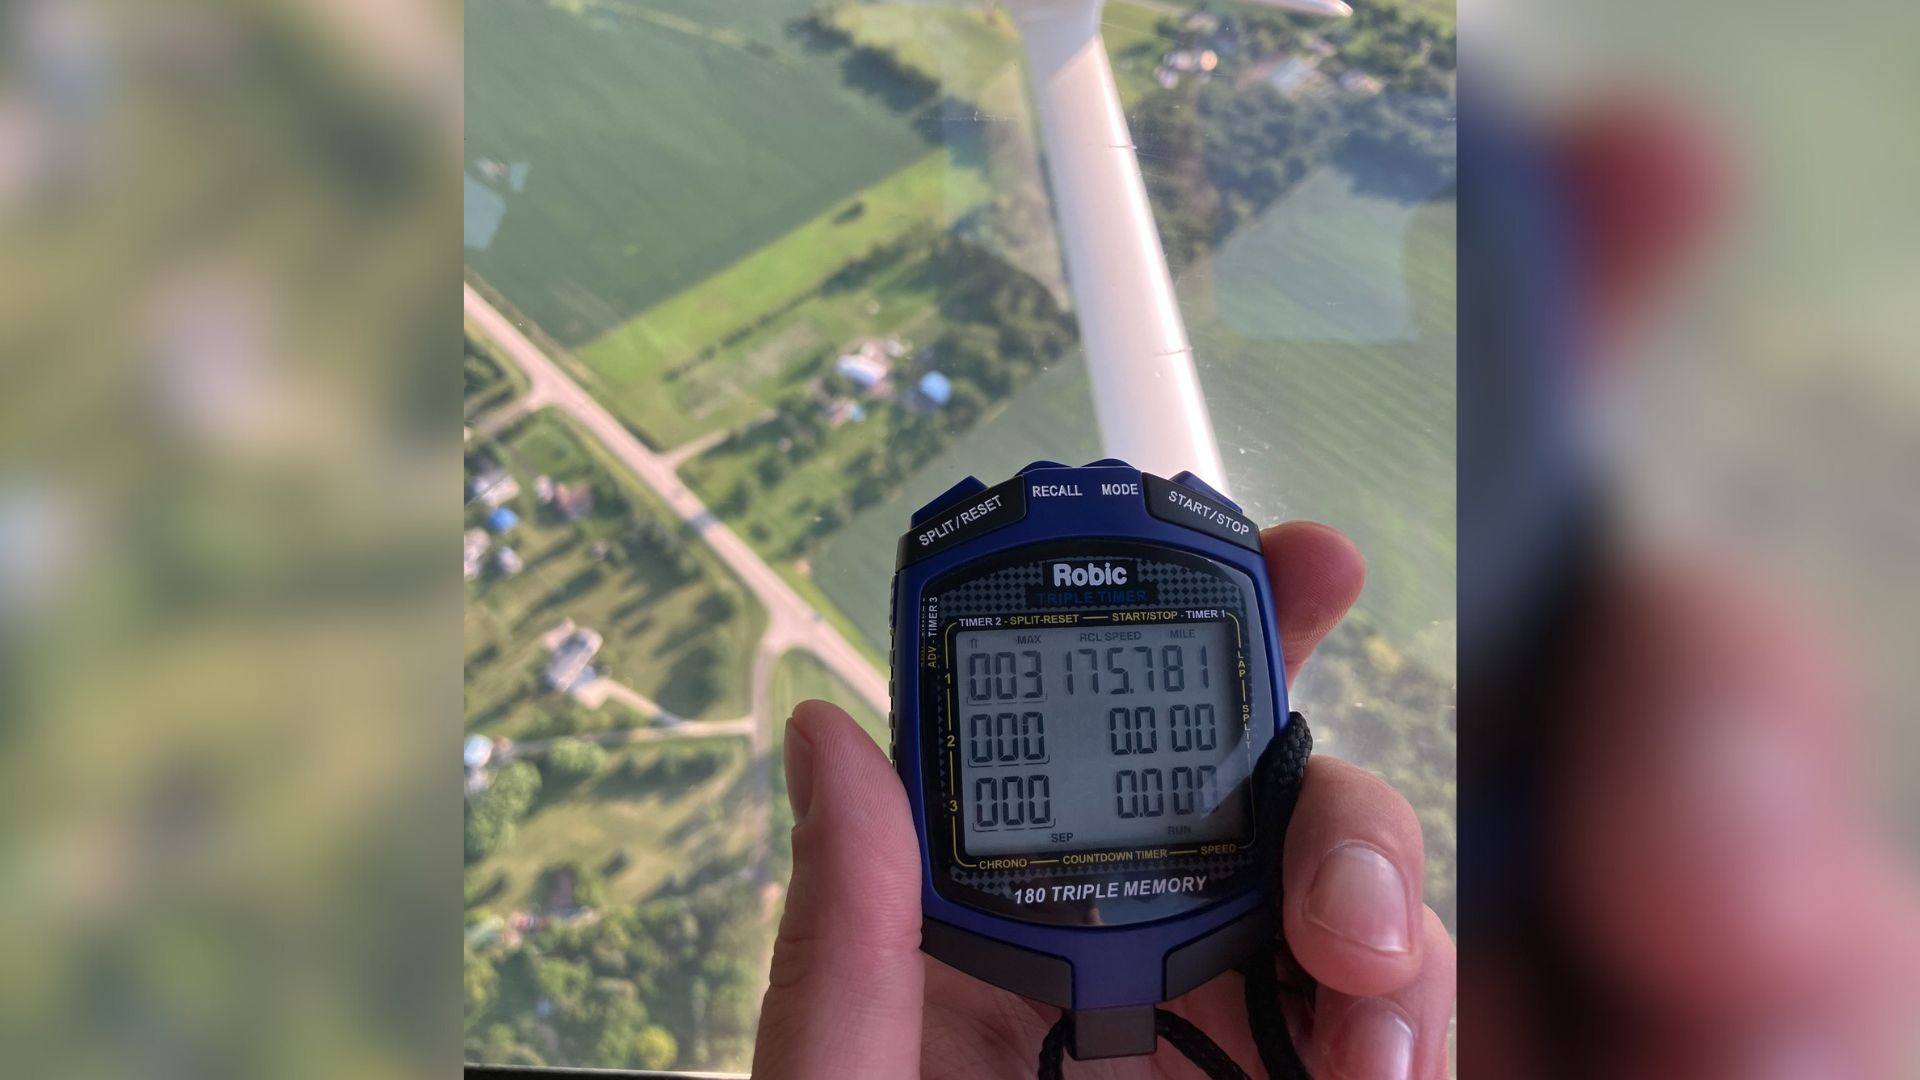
[{"left": 889, "top": 458, "right": 1293, "bottom": 1059}]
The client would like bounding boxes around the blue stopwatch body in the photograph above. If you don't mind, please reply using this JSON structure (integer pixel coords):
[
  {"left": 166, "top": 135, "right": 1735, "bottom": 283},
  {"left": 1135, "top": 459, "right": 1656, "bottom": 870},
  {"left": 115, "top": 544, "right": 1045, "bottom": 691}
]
[{"left": 890, "top": 459, "right": 1290, "bottom": 1019}]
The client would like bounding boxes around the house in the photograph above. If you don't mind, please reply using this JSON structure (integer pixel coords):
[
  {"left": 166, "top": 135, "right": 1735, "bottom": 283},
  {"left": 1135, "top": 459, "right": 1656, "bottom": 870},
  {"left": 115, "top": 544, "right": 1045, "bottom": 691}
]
[
  {"left": 533, "top": 475, "right": 554, "bottom": 503},
  {"left": 470, "top": 466, "right": 520, "bottom": 508},
  {"left": 823, "top": 399, "right": 867, "bottom": 428},
  {"left": 464, "top": 734, "right": 494, "bottom": 769},
  {"left": 543, "top": 626, "right": 604, "bottom": 693},
  {"left": 486, "top": 506, "right": 519, "bottom": 533},
  {"left": 493, "top": 546, "right": 523, "bottom": 577},
  {"left": 882, "top": 335, "right": 910, "bottom": 359},
  {"left": 834, "top": 349, "right": 891, "bottom": 394},
  {"left": 1338, "top": 69, "right": 1384, "bottom": 95},
  {"left": 1269, "top": 55, "right": 1323, "bottom": 97},
  {"left": 552, "top": 481, "right": 594, "bottom": 521},
  {"left": 463, "top": 528, "right": 491, "bottom": 581},
  {"left": 463, "top": 734, "right": 495, "bottom": 798},
  {"left": 917, "top": 371, "right": 953, "bottom": 408}
]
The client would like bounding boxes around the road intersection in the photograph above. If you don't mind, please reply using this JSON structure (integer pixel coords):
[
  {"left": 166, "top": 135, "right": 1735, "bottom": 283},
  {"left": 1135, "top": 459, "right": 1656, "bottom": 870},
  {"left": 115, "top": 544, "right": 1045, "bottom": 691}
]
[{"left": 463, "top": 284, "right": 892, "bottom": 759}]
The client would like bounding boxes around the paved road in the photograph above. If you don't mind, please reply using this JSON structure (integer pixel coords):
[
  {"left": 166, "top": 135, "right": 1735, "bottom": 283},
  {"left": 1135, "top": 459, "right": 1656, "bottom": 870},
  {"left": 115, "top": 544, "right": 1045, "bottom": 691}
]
[
  {"left": 462, "top": 284, "right": 892, "bottom": 730},
  {"left": 573, "top": 676, "right": 685, "bottom": 727}
]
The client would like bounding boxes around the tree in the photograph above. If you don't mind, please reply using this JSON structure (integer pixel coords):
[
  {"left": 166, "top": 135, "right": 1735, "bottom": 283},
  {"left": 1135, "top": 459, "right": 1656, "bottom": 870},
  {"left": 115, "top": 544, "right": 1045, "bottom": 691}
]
[
  {"left": 633, "top": 1027, "right": 678, "bottom": 1071},
  {"left": 543, "top": 739, "right": 608, "bottom": 788},
  {"left": 464, "top": 761, "right": 543, "bottom": 862},
  {"left": 465, "top": 947, "right": 498, "bottom": 1015}
]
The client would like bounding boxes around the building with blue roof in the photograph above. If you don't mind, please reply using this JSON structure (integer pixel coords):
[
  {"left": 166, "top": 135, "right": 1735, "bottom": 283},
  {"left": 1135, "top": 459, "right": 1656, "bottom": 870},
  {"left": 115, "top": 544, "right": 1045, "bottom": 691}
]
[
  {"left": 917, "top": 371, "right": 952, "bottom": 407},
  {"left": 487, "top": 506, "right": 519, "bottom": 533}
]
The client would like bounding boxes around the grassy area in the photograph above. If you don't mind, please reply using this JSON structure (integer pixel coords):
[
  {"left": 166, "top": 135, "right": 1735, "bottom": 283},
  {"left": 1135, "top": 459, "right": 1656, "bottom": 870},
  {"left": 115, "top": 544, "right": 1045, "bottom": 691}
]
[
  {"left": 829, "top": 3, "right": 1021, "bottom": 104},
  {"left": 464, "top": 325, "right": 529, "bottom": 425},
  {"left": 574, "top": 148, "right": 992, "bottom": 447},
  {"left": 770, "top": 650, "right": 887, "bottom": 748},
  {"left": 465, "top": 737, "right": 754, "bottom": 913},
  {"left": 464, "top": 413, "right": 765, "bottom": 740},
  {"left": 464, "top": 0, "right": 941, "bottom": 346},
  {"left": 1102, "top": 0, "right": 1182, "bottom": 104}
]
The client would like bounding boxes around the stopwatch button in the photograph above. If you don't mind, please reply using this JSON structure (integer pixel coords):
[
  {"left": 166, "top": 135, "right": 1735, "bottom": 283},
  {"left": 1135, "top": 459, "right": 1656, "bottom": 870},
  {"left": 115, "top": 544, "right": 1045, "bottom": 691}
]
[
  {"left": 909, "top": 475, "right": 987, "bottom": 527},
  {"left": 1015, "top": 459, "right": 1069, "bottom": 475},
  {"left": 1171, "top": 470, "right": 1243, "bottom": 515},
  {"left": 1082, "top": 457, "right": 1131, "bottom": 469}
]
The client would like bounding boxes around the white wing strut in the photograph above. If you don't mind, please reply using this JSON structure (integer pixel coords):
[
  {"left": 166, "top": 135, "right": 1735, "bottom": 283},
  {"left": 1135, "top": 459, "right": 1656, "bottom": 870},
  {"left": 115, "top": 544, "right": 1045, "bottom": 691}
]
[{"left": 1005, "top": 0, "right": 1229, "bottom": 494}]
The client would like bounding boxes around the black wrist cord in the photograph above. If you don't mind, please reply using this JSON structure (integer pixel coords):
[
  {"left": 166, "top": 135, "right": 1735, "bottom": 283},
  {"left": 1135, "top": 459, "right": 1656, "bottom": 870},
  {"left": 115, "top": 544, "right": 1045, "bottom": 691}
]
[{"left": 1037, "top": 714, "right": 1317, "bottom": 1079}]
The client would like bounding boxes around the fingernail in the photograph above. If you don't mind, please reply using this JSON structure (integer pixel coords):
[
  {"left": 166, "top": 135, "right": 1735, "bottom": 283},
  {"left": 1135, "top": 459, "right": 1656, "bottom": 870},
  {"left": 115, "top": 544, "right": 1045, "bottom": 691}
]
[
  {"left": 1305, "top": 842, "right": 1412, "bottom": 955},
  {"left": 785, "top": 716, "right": 816, "bottom": 823},
  {"left": 1329, "top": 999, "right": 1416, "bottom": 1080}
]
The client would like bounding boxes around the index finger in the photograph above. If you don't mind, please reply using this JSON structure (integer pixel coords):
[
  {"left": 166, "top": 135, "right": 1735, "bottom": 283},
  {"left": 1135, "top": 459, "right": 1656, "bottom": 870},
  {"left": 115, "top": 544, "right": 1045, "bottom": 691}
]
[{"left": 1261, "top": 521, "right": 1367, "bottom": 686}]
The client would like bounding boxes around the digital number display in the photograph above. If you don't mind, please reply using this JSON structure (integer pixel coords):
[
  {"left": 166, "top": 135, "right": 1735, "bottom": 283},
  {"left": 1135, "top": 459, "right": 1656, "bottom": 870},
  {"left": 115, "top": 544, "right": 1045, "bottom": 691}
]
[{"left": 954, "top": 621, "right": 1250, "bottom": 855}]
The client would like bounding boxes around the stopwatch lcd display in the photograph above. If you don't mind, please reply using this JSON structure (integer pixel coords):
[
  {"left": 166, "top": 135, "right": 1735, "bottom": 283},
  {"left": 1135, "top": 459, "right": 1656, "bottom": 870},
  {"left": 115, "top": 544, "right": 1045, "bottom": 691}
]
[{"left": 952, "top": 621, "right": 1251, "bottom": 856}]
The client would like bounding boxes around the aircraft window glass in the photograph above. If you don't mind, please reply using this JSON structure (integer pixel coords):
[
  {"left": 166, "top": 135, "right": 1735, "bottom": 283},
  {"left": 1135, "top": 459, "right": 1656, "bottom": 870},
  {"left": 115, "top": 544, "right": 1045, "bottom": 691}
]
[{"left": 463, "top": 2, "right": 1454, "bottom": 1071}]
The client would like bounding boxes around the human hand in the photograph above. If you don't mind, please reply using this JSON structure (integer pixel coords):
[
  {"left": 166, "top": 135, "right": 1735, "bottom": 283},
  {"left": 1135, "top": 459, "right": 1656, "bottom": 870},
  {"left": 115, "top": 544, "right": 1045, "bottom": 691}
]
[{"left": 752, "top": 522, "right": 1456, "bottom": 1079}]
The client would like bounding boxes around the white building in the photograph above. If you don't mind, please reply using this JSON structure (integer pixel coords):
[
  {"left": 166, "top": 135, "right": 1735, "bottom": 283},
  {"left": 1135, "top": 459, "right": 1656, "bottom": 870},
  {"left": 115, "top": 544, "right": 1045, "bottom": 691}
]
[
  {"left": 463, "top": 528, "right": 491, "bottom": 581},
  {"left": 543, "top": 626, "right": 605, "bottom": 693},
  {"left": 834, "top": 350, "right": 891, "bottom": 394},
  {"left": 470, "top": 467, "right": 521, "bottom": 508},
  {"left": 494, "top": 545, "right": 524, "bottom": 577}
]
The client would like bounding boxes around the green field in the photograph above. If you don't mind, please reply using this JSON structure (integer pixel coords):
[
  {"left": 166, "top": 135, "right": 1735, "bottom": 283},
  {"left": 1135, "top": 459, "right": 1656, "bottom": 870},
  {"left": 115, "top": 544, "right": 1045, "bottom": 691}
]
[
  {"left": 574, "top": 149, "right": 991, "bottom": 446},
  {"left": 770, "top": 650, "right": 888, "bottom": 748},
  {"left": 815, "top": 164, "right": 1456, "bottom": 673},
  {"left": 465, "top": 0, "right": 944, "bottom": 346},
  {"left": 831, "top": 3, "right": 1022, "bottom": 104},
  {"left": 464, "top": 413, "right": 765, "bottom": 740},
  {"left": 1191, "top": 166, "right": 1456, "bottom": 669},
  {"left": 465, "top": 737, "right": 754, "bottom": 913},
  {"left": 1101, "top": 0, "right": 1181, "bottom": 103}
]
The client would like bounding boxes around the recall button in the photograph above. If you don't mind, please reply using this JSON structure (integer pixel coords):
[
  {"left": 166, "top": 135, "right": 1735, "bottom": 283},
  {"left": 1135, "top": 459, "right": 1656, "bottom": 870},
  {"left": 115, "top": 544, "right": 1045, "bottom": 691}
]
[
  {"left": 1142, "top": 473, "right": 1261, "bottom": 552},
  {"left": 896, "top": 477, "right": 1027, "bottom": 567}
]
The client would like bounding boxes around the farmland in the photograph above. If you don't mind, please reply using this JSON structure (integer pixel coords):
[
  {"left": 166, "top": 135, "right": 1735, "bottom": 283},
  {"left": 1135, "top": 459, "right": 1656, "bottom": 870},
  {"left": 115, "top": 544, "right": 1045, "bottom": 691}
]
[
  {"left": 574, "top": 148, "right": 993, "bottom": 447},
  {"left": 463, "top": 413, "right": 764, "bottom": 741},
  {"left": 464, "top": 0, "right": 944, "bottom": 346}
]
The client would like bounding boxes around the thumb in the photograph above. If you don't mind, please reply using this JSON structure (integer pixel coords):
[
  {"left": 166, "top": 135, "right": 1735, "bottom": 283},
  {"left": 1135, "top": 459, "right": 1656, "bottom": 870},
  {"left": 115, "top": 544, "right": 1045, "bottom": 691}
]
[{"left": 753, "top": 700, "right": 924, "bottom": 1079}]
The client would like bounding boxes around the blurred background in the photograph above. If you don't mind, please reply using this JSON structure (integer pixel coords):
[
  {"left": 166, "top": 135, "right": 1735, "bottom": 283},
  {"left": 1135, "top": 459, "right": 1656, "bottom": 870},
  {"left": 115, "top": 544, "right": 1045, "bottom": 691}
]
[
  {"left": 1462, "top": 0, "right": 1920, "bottom": 1076},
  {"left": 0, "top": 0, "right": 459, "bottom": 1076}
]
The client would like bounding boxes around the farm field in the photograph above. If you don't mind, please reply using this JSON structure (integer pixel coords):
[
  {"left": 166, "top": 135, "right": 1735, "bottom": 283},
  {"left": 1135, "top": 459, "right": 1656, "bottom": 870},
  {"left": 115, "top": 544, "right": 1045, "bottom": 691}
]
[
  {"left": 770, "top": 650, "right": 888, "bottom": 748},
  {"left": 1192, "top": 166, "right": 1457, "bottom": 670},
  {"left": 464, "top": 413, "right": 764, "bottom": 741},
  {"left": 828, "top": 3, "right": 1022, "bottom": 105},
  {"left": 465, "top": 737, "right": 755, "bottom": 914},
  {"left": 814, "top": 164, "right": 1456, "bottom": 673},
  {"left": 576, "top": 148, "right": 992, "bottom": 447},
  {"left": 548, "top": 0, "right": 1182, "bottom": 451},
  {"left": 464, "top": 0, "right": 941, "bottom": 346}
]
